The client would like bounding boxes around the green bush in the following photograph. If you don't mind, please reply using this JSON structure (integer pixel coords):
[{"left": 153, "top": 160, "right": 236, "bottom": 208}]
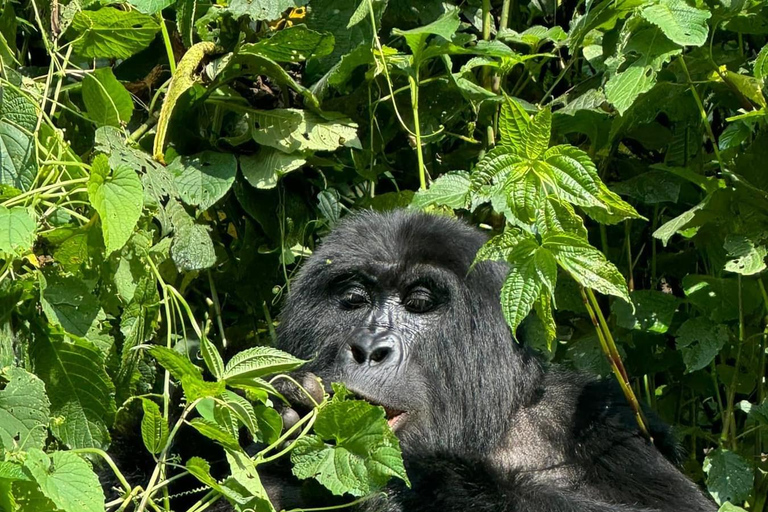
[{"left": 0, "top": 0, "right": 766, "bottom": 511}]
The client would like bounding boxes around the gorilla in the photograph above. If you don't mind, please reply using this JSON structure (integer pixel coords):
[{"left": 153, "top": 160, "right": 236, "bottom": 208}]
[{"left": 269, "top": 210, "right": 716, "bottom": 512}]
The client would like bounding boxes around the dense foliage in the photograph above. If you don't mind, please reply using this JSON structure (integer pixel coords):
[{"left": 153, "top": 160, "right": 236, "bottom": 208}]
[{"left": 0, "top": 0, "right": 766, "bottom": 510}]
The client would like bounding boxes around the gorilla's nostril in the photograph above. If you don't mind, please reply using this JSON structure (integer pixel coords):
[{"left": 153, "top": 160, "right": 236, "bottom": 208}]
[
  {"left": 350, "top": 345, "right": 366, "bottom": 364},
  {"left": 370, "top": 346, "right": 392, "bottom": 364}
]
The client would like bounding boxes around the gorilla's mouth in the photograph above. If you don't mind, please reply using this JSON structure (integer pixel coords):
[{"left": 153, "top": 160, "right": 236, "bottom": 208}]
[{"left": 344, "top": 389, "right": 408, "bottom": 430}]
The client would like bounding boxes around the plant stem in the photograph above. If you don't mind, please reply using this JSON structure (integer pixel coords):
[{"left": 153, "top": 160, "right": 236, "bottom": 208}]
[
  {"left": 207, "top": 270, "right": 227, "bottom": 348},
  {"left": 721, "top": 275, "right": 744, "bottom": 448},
  {"left": 71, "top": 448, "right": 131, "bottom": 495},
  {"left": 679, "top": 55, "right": 725, "bottom": 172},
  {"left": 408, "top": 73, "right": 427, "bottom": 190},
  {"left": 158, "top": 13, "right": 177, "bottom": 75},
  {"left": 500, "top": 0, "right": 511, "bottom": 30},
  {"left": 581, "top": 287, "right": 652, "bottom": 440},
  {"left": 282, "top": 493, "right": 384, "bottom": 512}
]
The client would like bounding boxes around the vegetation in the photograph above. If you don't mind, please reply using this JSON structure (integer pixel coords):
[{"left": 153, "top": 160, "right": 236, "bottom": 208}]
[{"left": 0, "top": 0, "right": 766, "bottom": 511}]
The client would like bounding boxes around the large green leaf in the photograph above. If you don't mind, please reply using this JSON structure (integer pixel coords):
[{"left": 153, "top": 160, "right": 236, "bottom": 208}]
[
  {"left": 166, "top": 199, "right": 216, "bottom": 272},
  {"left": 223, "top": 346, "right": 305, "bottom": 382},
  {"left": 247, "top": 25, "right": 334, "bottom": 63},
  {"left": 0, "top": 367, "right": 50, "bottom": 452},
  {"left": 640, "top": 0, "right": 711, "bottom": 47},
  {"left": 87, "top": 154, "right": 144, "bottom": 254},
  {"left": 224, "top": 0, "right": 306, "bottom": 21},
  {"left": 605, "top": 24, "right": 682, "bottom": 115},
  {"left": 541, "top": 145, "right": 602, "bottom": 207},
  {"left": 81, "top": 67, "right": 133, "bottom": 128},
  {"left": 498, "top": 95, "right": 532, "bottom": 149},
  {"left": 40, "top": 272, "right": 103, "bottom": 338},
  {"left": 544, "top": 233, "right": 630, "bottom": 302},
  {"left": 67, "top": 7, "right": 160, "bottom": 59},
  {"left": 612, "top": 290, "right": 679, "bottom": 333},
  {"left": 704, "top": 449, "right": 754, "bottom": 506},
  {"left": 30, "top": 335, "right": 115, "bottom": 450},
  {"left": 501, "top": 245, "right": 544, "bottom": 334},
  {"left": 168, "top": 151, "right": 237, "bottom": 210},
  {"left": 240, "top": 148, "right": 305, "bottom": 190},
  {"left": 140, "top": 399, "right": 168, "bottom": 455},
  {"left": 0, "top": 206, "right": 35, "bottom": 256},
  {"left": 23, "top": 449, "right": 105, "bottom": 512},
  {"left": 392, "top": 9, "right": 460, "bottom": 61},
  {"left": 126, "top": 0, "right": 175, "bottom": 15},
  {"left": 291, "top": 398, "right": 409, "bottom": 496},
  {"left": 0, "top": 85, "right": 37, "bottom": 191},
  {"left": 675, "top": 317, "right": 729, "bottom": 373},
  {"left": 250, "top": 109, "right": 360, "bottom": 153},
  {"left": 411, "top": 172, "right": 471, "bottom": 210},
  {"left": 723, "top": 235, "right": 767, "bottom": 275}
]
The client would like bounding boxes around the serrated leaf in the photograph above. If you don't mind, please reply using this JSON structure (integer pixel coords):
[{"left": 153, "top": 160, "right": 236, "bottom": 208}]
[
  {"left": 147, "top": 345, "right": 204, "bottom": 383},
  {"left": 605, "top": 25, "right": 682, "bottom": 115},
  {"left": 200, "top": 335, "right": 224, "bottom": 380},
  {"left": 524, "top": 107, "right": 552, "bottom": 158},
  {"left": 67, "top": 7, "right": 160, "bottom": 59},
  {"left": 544, "top": 233, "right": 630, "bottom": 303},
  {"left": 240, "top": 148, "right": 305, "bottom": 190},
  {"left": 536, "top": 198, "right": 588, "bottom": 239},
  {"left": 501, "top": 255, "right": 543, "bottom": 334},
  {"left": 30, "top": 335, "right": 115, "bottom": 450},
  {"left": 473, "top": 228, "right": 532, "bottom": 265},
  {"left": 166, "top": 199, "right": 216, "bottom": 272},
  {"left": 410, "top": 172, "right": 470, "bottom": 210},
  {"left": 503, "top": 171, "right": 544, "bottom": 225},
  {"left": 168, "top": 151, "right": 237, "bottom": 210},
  {"left": 498, "top": 95, "right": 532, "bottom": 148},
  {"left": 81, "top": 67, "right": 133, "bottom": 127},
  {"left": 0, "top": 367, "right": 50, "bottom": 452},
  {"left": 219, "top": 390, "right": 258, "bottom": 435},
  {"left": 87, "top": 154, "right": 143, "bottom": 254},
  {"left": 250, "top": 109, "right": 359, "bottom": 153},
  {"left": 704, "top": 449, "right": 754, "bottom": 506},
  {"left": 188, "top": 418, "right": 240, "bottom": 451},
  {"left": 185, "top": 456, "right": 250, "bottom": 505},
  {"left": 248, "top": 25, "right": 334, "bottom": 62},
  {"left": 471, "top": 145, "right": 528, "bottom": 191},
  {"left": 640, "top": 0, "right": 711, "bottom": 47},
  {"left": 224, "top": 0, "right": 306, "bottom": 21},
  {"left": 223, "top": 346, "right": 305, "bottom": 381},
  {"left": 24, "top": 449, "right": 105, "bottom": 512},
  {"left": 675, "top": 318, "right": 729, "bottom": 373},
  {"left": 40, "top": 272, "right": 103, "bottom": 338},
  {"left": 582, "top": 182, "right": 645, "bottom": 224},
  {"left": 291, "top": 399, "right": 409, "bottom": 496},
  {"left": 541, "top": 145, "right": 602, "bottom": 207},
  {"left": 0, "top": 86, "right": 37, "bottom": 191},
  {"left": 140, "top": 399, "right": 168, "bottom": 455},
  {"left": 126, "top": 0, "right": 175, "bottom": 15},
  {"left": 653, "top": 196, "right": 710, "bottom": 246},
  {"left": 0, "top": 205, "right": 35, "bottom": 256}
]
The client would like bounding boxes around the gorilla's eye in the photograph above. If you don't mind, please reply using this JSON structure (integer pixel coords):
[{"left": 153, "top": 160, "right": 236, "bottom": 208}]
[
  {"left": 404, "top": 287, "right": 434, "bottom": 313},
  {"left": 339, "top": 286, "right": 369, "bottom": 309}
]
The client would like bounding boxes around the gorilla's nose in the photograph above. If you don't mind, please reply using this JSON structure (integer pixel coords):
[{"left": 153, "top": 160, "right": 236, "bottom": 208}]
[{"left": 346, "top": 330, "right": 399, "bottom": 366}]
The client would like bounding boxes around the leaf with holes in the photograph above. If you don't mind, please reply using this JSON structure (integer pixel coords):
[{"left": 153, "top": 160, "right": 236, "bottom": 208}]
[
  {"left": 0, "top": 367, "right": 49, "bottom": 453},
  {"left": 169, "top": 151, "right": 237, "bottom": 211},
  {"left": 675, "top": 317, "right": 729, "bottom": 373},
  {"left": 24, "top": 449, "right": 105, "bottom": 512},
  {"left": 704, "top": 449, "right": 754, "bottom": 505},
  {"left": 240, "top": 148, "right": 305, "bottom": 190},
  {"left": 640, "top": 0, "right": 711, "bottom": 47}
]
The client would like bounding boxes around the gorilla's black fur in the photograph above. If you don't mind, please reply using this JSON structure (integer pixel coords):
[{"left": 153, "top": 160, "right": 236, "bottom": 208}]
[{"left": 272, "top": 210, "right": 716, "bottom": 512}]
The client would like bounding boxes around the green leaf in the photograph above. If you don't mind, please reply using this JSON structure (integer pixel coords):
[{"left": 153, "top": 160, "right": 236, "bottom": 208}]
[
  {"left": 704, "top": 449, "right": 754, "bottom": 506},
  {"left": 188, "top": 418, "right": 240, "bottom": 451},
  {"left": 140, "top": 399, "right": 168, "bottom": 455},
  {"left": 240, "top": 148, "right": 305, "bottom": 190},
  {"left": 219, "top": 390, "right": 258, "bottom": 435},
  {"left": 40, "top": 272, "right": 103, "bottom": 338},
  {"left": 723, "top": 235, "right": 767, "bottom": 275},
  {"left": 126, "top": 0, "right": 175, "bottom": 15},
  {"left": 471, "top": 146, "right": 527, "bottom": 192},
  {"left": 67, "top": 7, "right": 160, "bottom": 59},
  {"left": 247, "top": 25, "right": 334, "bottom": 63},
  {"left": 291, "top": 399, "right": 409, "bottom": 496},
  {"left": 738, "top": 399, "right": 768, "bottom": 426},
  {"left": 581, "top": 182, "right": 645, "bottom": 224},
  {"left": 498, "top": 95, "right": 532, "bottom": 151},
  {"left": 501, "top": 246, "right": 544, "bottom": 334},
  {"left": 224, "top": 0, "right": 307, "bottom": 22},
  {"left": 544, "top": 233, "right": 630, "bottom": 303},
  {"left": 168, "top": 151, "right": 237, "bottom": 210},
  {"left": 473, "top": 228, "right": 531, "bottom": 265},
  {"left": 640, "top": 0, "right": 711, "bottom": 47},
  {"left": 166, "top": 199, "right": 216, "bottom": 272},
  {"left": 0, "top": 206, "right": 35, "bottom": 256},
  {"left": 718, "top": 504, "right": 747, "bottom": 512},
  {"left": 653, "top": 196, "right": 710, "bottom": 246},
  {"left": 223, "top": 346, "right": 305, "bottom": 382},
  {"left": 682, "top": 275, "right": 762, "bottom": 323},
  {"left": 410, "top": 172, "right": 470, "bottom": 210},
  {"left": 0, "top": 85, "right": 37, "bottom": 191},
  {"left": 541, "top": 145, "right": 601, "bottom": 207},
  {"left": 81, "top": 67, "right": 133, "bottom": 127},
  {"left": 755, "top": 43, "right": 768, "bottom": 82},
  {"left": 147, "top": 345, "right": 204, "bottom": 383},
  {"left": 87, "top": 154, "right": 144, "bottom": 254},
  {"left": 250, "top": 109, "right": 360, "bottom": 154},
  {"left": 392, "top": 9, "right": 460, "bottom": 61},
  {"left": 605, "top": 25, "right": 681, "bottom": 115},
  {"left": 200, "top": 335, "right": 225, "bottom": 381},
  {"left": 535, "top": 198, "right": 588, "bottom": 240},
  {"left": 525, "top": 108, "right": 552, "bottom": 159},
  {"left": 675, "top": 317, "right": 729, "bottom": 373},
  {"left": 612, "top": 290, "right": 679, "bottom": 333},
  {"left": 30, "top": 335, "right": 115, "bottom": 450},
  {"left": 0, "top": 367, "right": 50, "bottom": 452},
  {"left": 185, "top": 456, "right": 251, "bottom": 505},
  {"left": 24, "top": 449, "right": 105, "bottom": 512},
  {"left": 502, "top": 171, "right": 544, "bottom": 225}
]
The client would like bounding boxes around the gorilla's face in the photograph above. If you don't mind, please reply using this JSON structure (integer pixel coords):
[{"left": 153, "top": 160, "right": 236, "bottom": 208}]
[{"left": 277, "top": 211, "right": 536, "bottom": 455}]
